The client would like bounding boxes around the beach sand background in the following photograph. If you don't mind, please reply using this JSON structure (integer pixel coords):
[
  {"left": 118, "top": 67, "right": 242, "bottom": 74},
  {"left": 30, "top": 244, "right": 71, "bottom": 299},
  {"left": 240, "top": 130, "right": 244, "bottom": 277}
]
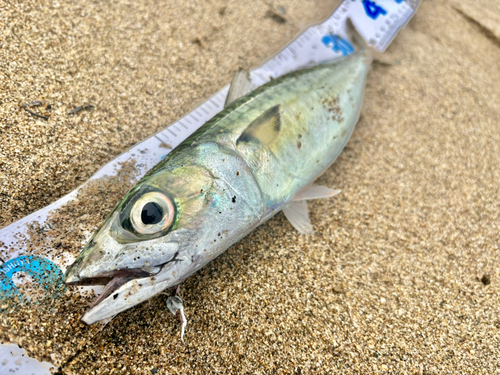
[{"left": 1, "top": 0, "right": 500, "bottom": 373}]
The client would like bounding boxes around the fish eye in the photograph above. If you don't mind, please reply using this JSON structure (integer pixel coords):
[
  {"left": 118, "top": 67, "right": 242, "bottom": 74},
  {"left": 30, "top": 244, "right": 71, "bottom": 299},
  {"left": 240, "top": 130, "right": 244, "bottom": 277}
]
[
  {"left": 141, "top": 202, "right": 163, "bottom": 225},
  {"left": 130, "top": 192, "right": 175, "bottom": 234}
]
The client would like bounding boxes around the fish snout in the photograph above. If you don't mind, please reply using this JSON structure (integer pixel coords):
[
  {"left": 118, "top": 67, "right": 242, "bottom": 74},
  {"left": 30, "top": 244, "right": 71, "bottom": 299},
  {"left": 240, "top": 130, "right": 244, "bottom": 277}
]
[
  {"left": 63, "top": 246, "right": 112, "bottom": 286},
  {"left": 64, "top": 266, "right": 82, "bottom": 284},
  {"left": 64, "top": 231, "right": 118, "bottom": 285},
  {"left": 63, "top": 259, "right": 107, "bottom": 286},
  {"left": 64, "top": 257, "right": 85, "bottom": 284}
]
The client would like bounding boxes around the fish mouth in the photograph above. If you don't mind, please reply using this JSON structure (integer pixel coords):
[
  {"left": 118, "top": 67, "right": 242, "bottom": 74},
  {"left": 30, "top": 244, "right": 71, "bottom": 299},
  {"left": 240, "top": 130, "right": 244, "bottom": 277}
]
[
  {"left": 64, "top": 250, "right": 182, "bottom": 312},
  {"left": 65, "top": 267, "right": 160, "bottom": 308}
]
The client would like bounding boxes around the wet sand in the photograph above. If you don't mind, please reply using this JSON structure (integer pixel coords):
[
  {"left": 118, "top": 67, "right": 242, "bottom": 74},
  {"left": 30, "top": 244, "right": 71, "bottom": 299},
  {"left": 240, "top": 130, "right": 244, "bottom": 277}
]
[{"left": 2, "top": 0, "right": 500, "bottom": 373}]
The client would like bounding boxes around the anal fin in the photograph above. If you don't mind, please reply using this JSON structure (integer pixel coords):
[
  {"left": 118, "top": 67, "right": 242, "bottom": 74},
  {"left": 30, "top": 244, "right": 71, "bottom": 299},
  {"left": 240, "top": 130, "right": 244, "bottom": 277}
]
[
  {"left": 283, "top": 185, "right": 341, "bottom": 235},
  {"left": 282, "top": 201, "right": 314, "bottom": 235}
]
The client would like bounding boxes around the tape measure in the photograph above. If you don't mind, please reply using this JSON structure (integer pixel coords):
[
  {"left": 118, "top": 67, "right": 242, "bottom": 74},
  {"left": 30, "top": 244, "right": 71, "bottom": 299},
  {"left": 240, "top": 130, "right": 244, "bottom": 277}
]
[{"left": 0, "top": 0, "right": 420, "bottom": 268}]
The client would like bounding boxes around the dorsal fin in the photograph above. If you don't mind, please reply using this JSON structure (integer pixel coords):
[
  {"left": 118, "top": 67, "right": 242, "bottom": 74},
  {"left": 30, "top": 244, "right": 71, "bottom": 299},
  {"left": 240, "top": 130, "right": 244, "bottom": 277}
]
[
  {"left": 237, "top": 105, "right": 281, "bottom": 146},
  {"left": 225, "top": 69, "right": 254, "bottom": 107}
]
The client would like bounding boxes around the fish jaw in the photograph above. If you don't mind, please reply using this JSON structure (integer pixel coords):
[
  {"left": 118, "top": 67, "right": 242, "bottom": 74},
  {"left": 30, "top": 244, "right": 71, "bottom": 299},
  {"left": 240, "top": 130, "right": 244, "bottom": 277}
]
[
  {"left": 81, "top": 276, "right": 155, "bottom": 324},
  {"left": 66, "top": 235, "right": 197, "bottom": 325},
  {"left": 80, "top": 252, "right": 200, "bottom": 324}
]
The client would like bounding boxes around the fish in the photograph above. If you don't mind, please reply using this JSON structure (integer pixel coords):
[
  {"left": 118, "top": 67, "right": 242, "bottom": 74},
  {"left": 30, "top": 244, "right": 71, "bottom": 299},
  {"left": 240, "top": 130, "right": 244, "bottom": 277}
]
[{"left": 64, "top": 51, "right": 370, "bottom": 326}]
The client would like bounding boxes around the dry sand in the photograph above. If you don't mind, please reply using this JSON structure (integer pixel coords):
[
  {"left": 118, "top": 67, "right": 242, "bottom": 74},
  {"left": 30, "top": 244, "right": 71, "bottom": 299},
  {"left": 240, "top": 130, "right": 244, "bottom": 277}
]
[{"left": 1, "top": 0, "right": 500, "bottom": 373}]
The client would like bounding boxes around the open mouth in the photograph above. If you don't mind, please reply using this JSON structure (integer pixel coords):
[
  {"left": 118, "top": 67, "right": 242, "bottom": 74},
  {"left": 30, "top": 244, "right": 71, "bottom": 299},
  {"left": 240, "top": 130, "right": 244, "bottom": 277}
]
[
  {"left": 65, "top": 268, "right": 159, "bottom": 308},
  {"left": 64, "top": 251, "right": 181, "bottom": 310}
]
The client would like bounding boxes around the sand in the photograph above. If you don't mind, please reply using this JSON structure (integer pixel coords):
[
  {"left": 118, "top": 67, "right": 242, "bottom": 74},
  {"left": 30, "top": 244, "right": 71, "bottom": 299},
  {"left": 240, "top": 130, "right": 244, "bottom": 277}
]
[{"left": 1, "top": 0, "right": 500, "bottom": 373}]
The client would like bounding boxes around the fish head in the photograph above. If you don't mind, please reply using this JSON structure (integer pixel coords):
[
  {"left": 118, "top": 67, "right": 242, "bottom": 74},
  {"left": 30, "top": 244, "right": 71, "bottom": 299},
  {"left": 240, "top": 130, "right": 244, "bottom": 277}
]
[{"left": 64, "top": 156, "right": 245, "bottom": 324}]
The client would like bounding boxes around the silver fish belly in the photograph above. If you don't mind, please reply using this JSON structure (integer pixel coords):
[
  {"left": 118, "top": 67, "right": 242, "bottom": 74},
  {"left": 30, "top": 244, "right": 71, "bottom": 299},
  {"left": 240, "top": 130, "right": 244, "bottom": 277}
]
[{"left": 64, "top": 51, "right": 369, "bottom": 324}]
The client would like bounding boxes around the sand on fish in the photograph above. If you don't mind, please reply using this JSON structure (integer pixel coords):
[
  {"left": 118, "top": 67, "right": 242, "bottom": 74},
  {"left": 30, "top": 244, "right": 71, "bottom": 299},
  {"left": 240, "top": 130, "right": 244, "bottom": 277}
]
[{"left": 1, "top": 0, "right": 500, "bottom": 373}]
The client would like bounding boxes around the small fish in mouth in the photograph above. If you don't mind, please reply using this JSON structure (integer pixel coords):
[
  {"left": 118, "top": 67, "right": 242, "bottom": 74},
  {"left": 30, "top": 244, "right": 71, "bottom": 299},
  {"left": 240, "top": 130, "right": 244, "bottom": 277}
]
[{"left": 64, "top": 51, "right": 370, "bottom": 332}]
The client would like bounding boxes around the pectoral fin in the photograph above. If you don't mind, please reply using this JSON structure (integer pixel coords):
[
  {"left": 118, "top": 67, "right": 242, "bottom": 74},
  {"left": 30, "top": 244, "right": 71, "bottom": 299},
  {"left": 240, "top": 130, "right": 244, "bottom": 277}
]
[
  {"left": 225, "top": 69, "right": 254, "bottom": 107},
  {"left": 282, "top": 201, "right": 314, "bottom": 235},
  {"left": 293, "top": 185, "right": 341, "bottom": 201},
  {"left": 237, "top": 105, "right": 281, "bottom": 146}
]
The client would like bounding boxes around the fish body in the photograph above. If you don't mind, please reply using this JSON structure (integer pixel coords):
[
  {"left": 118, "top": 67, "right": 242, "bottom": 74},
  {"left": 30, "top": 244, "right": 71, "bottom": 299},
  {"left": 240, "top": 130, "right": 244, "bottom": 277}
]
[{"left": 65, "top": 52, "right": 370, "bottom": 324}]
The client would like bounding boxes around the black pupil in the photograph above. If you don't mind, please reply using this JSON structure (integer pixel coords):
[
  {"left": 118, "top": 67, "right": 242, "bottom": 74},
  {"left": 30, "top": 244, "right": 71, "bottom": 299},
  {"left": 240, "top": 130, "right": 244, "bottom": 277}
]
[{"left": 141, "top": 202, "right": 163, "bottom": 225}]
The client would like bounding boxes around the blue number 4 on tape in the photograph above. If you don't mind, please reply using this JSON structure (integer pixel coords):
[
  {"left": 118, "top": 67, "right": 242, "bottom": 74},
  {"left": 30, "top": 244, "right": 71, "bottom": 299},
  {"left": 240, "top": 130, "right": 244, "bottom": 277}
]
[
  {"left": 362, "top": 0, "right": 406, "bottom": 21},
  {"left": 362, "top": 0, "right": 406, "bottom": 20},
  {"left": 362, "top": 0, "right": 387, "bottom": 20}
]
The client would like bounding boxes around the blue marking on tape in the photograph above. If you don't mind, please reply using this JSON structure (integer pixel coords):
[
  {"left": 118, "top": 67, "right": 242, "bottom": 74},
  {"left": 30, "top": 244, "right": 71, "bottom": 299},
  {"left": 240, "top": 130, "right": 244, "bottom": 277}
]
[
  {"left": 0, "top": 256, "right": 65, "bottom": 302},
  {"left": 321, "top": 35, "right": 355, "bottom": 56},
  {"left": 362, "top": 0, "right": 388, "bottom": 20}
]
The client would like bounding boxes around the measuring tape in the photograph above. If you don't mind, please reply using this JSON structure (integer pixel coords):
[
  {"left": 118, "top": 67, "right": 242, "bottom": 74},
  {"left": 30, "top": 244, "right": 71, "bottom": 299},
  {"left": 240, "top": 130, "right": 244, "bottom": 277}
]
[{"left": 0, "top": 0, "right": 420, "bottom": 283}]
